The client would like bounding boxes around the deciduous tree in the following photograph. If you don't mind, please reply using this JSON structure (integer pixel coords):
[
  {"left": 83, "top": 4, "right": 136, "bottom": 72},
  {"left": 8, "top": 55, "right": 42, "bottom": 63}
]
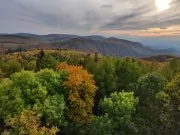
[
  {"left": 57, "top": 62, "right": 97, "bottom": 124},
  {"left": 116, "top": 58, "right": 141, "bottom": 91},
  {"left": 100, "top": 91, "right": 139, "bottom": 135},
  {"left": 3, "top": 110, "right": 58, "bottom": 135}
]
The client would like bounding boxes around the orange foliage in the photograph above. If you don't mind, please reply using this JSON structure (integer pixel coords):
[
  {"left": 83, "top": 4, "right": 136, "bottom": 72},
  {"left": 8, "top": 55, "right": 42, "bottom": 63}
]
[
  {"left": 57, "top": 62, "right": 97, "bottom": 124},
  {"left": 4, "top": 110, "right": 58, "bottom": 135}
]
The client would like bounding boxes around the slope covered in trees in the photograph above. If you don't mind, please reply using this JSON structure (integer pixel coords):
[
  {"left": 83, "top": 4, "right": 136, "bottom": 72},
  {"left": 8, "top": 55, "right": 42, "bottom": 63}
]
[
  {"left": 1, "top": 34, "right": 179, "bottom": 56},
  {"left": 0, "top": 49, "right": 179, "bottom": 135}
]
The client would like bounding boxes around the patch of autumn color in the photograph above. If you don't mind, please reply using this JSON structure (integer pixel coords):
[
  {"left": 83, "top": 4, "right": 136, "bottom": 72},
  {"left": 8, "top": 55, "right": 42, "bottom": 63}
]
[
  {"left": 56, "top": 62, "right": 70, "bottom": 70},
  {"left": 138, "top": 59, "right": 151, "bottom": 66},
  {"left": 157, "top": 62, "right": 166, "bottom": 71},
  {"left": 4, "top": 110, "right": 58, "bottom": 135},
  {"left": 138, "top": 59, "right": 165, "bottom": 72},
  {"left": 16, "top": 54, "right": 23, "bottom": 63},
  {"left": 57, "top": 62, "right": 97, "bottom": 124}
]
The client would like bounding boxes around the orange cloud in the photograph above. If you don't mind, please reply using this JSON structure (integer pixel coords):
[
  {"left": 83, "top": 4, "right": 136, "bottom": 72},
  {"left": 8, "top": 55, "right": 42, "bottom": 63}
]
[{"left": 98, "top": 25, "right": 180, "bottom": 37}]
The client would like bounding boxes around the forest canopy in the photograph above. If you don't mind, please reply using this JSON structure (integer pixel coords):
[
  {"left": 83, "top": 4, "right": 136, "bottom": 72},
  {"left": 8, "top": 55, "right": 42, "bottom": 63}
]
[{"left": 0, "top": 49, "right": 179, "bottom": 135}]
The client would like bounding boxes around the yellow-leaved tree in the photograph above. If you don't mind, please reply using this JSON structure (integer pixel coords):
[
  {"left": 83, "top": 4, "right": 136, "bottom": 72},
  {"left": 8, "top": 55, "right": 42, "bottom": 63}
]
[
  {"left": 3, "top": 110, "right": 58, "bottom": 135},
  {"left": 57, "top": 62, "right": 97, "bottom": 124}
]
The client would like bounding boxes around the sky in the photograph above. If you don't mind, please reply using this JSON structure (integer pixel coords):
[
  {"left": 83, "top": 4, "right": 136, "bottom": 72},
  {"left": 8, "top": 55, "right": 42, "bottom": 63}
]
[{"left": 0, "top": 0, "right": 180, "bottom": 46}]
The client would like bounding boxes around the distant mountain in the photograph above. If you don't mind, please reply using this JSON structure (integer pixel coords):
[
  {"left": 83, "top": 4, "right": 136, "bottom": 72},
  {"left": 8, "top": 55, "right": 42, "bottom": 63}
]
[
  {"left": 15, "top": 33, "right": 38, "bottom": 37},
  {"left": 143, "top": 42, "right": 180, "bottom": 53},
  {"left": 16, "top": 33, "right": 106, "bottom": 42},
  {"left": 0, "top": 34, "right": 52, "bottom": 53},
  {"left": 83, "top": 35, "right": 106, "bottom": 40},
  {"left": 151, "top": 47, "right": 179, "bottom": 55},
  {"left": 53, "top": 37, "right": 155, "bottom": 56},
  {"left": 0, "top": 33, "right": 179, "bottom": 56},
  {"left": 15, "top": 33, "right": 78, "bottom": 42}
]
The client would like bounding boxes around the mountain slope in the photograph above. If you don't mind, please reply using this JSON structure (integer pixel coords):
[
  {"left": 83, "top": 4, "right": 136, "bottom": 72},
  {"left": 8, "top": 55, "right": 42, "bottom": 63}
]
[
  {"left": 0, "top": 35, "right": 52, "bottom": 52},
  {"left": 15, "top": 33, "right": 78, "bottom": 42},
  {"left": 53, "top": 37, "right": 154, "bottom": 56},
  {"left": 0, "top": 33, "right": 179, "bottom": 56}
]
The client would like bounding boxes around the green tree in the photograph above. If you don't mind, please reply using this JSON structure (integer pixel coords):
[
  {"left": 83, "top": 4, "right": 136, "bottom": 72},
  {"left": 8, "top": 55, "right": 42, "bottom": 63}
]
[
  {"left": 10, "top": 71, "right": 47, "bottom": 106},
  {"left": 100, "top": 91, "right": 139, "bottom": 135},
  {"left": 36, "top": 69, "right": 67, "bottom": 95},
  {"left": 161, "top": 58, "right": 180, "bottom": 81},
  {"left": 78, "top": 114, "right": 113, "bottom": 135},
  {"left": 35, "top": 50, "right": 45, "bottom": 71},
  {"left": 116, "top": 58, "right": 141, "bottom": 91},
  {"left": 135, "top": 73, "right": 165, "bottom": 104},
  {"left": 0, "top": 78, "right": 24, "bottom": 117},
  {"left": 94, "top": 57, "right": 117, "bottom": 97},
  {"left": 153, "top": 91, "right": 172, "bottom": 135},
  {"left": 86, "top": 57, "right": 117, "bottom": 115},
  {"left": 0, "top": 60, "right": 21, "bottom": 77},
  {"left": 36, "top": 52, "right": 58, "bottom": 71},
  {"left": 0, "top": 69, "right": 4, "bottom": 81},
  {"left": 0, "top": 70, "right": 66, "bottom": 128},
  {"left": 41, "top": 54, "right": 58, "bottom": 70},
  {"left": 165, "top": 74, "right": 180, "bottom": 133},
  {"left": 24, "top": 60, "right": 36, "bottom": 71},
  {"left": 85, "top": 57, "right": 97, "bottom": 74},
  {"left": 43, "top": 95, "right": 66, "bottom": 126},
  {"left": 134, "top": 73, "right": 165, "bottom": 135}
]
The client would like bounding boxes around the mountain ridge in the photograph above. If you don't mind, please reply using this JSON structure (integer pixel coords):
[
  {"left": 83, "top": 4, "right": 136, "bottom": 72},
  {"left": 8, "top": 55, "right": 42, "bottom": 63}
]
[{"left": 0, "top": 33, "right": 179, "bottom": 56}]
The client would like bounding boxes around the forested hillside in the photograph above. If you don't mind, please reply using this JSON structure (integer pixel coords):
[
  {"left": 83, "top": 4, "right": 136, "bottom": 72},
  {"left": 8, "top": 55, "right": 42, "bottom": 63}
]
[
  {"left": 1, "top": 34, "right": 179, "bottom": 56},
  {"left": 0, "top": 49, "right": 180, "bottom": 135}
]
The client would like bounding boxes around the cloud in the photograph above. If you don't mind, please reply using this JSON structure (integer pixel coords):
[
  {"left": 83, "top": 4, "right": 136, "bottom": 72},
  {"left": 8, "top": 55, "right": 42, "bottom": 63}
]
[
  {"left": 101, "top": 0, "right": 180, "bottom": 30},
  {"left": 99, "top": 25, "right": 180, "bottom": 37},
  {"left": 0, "top": 0, "right": 180, "bottom": 37},
  {"left": 101, "top": 4, "right": 113, "bottom": 9}
]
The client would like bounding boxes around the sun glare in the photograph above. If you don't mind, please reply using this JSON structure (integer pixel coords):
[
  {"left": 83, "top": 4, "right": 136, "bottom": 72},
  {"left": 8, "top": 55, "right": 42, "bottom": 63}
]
[{"left": 155, "top": 0, "right": 171, "bottom": 11}]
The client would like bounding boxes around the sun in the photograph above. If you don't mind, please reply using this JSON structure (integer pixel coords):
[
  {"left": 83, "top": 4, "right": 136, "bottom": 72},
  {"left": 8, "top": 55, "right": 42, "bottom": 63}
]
[{"left": 155, "top": 0, "right": 171, "bottom": 11}]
